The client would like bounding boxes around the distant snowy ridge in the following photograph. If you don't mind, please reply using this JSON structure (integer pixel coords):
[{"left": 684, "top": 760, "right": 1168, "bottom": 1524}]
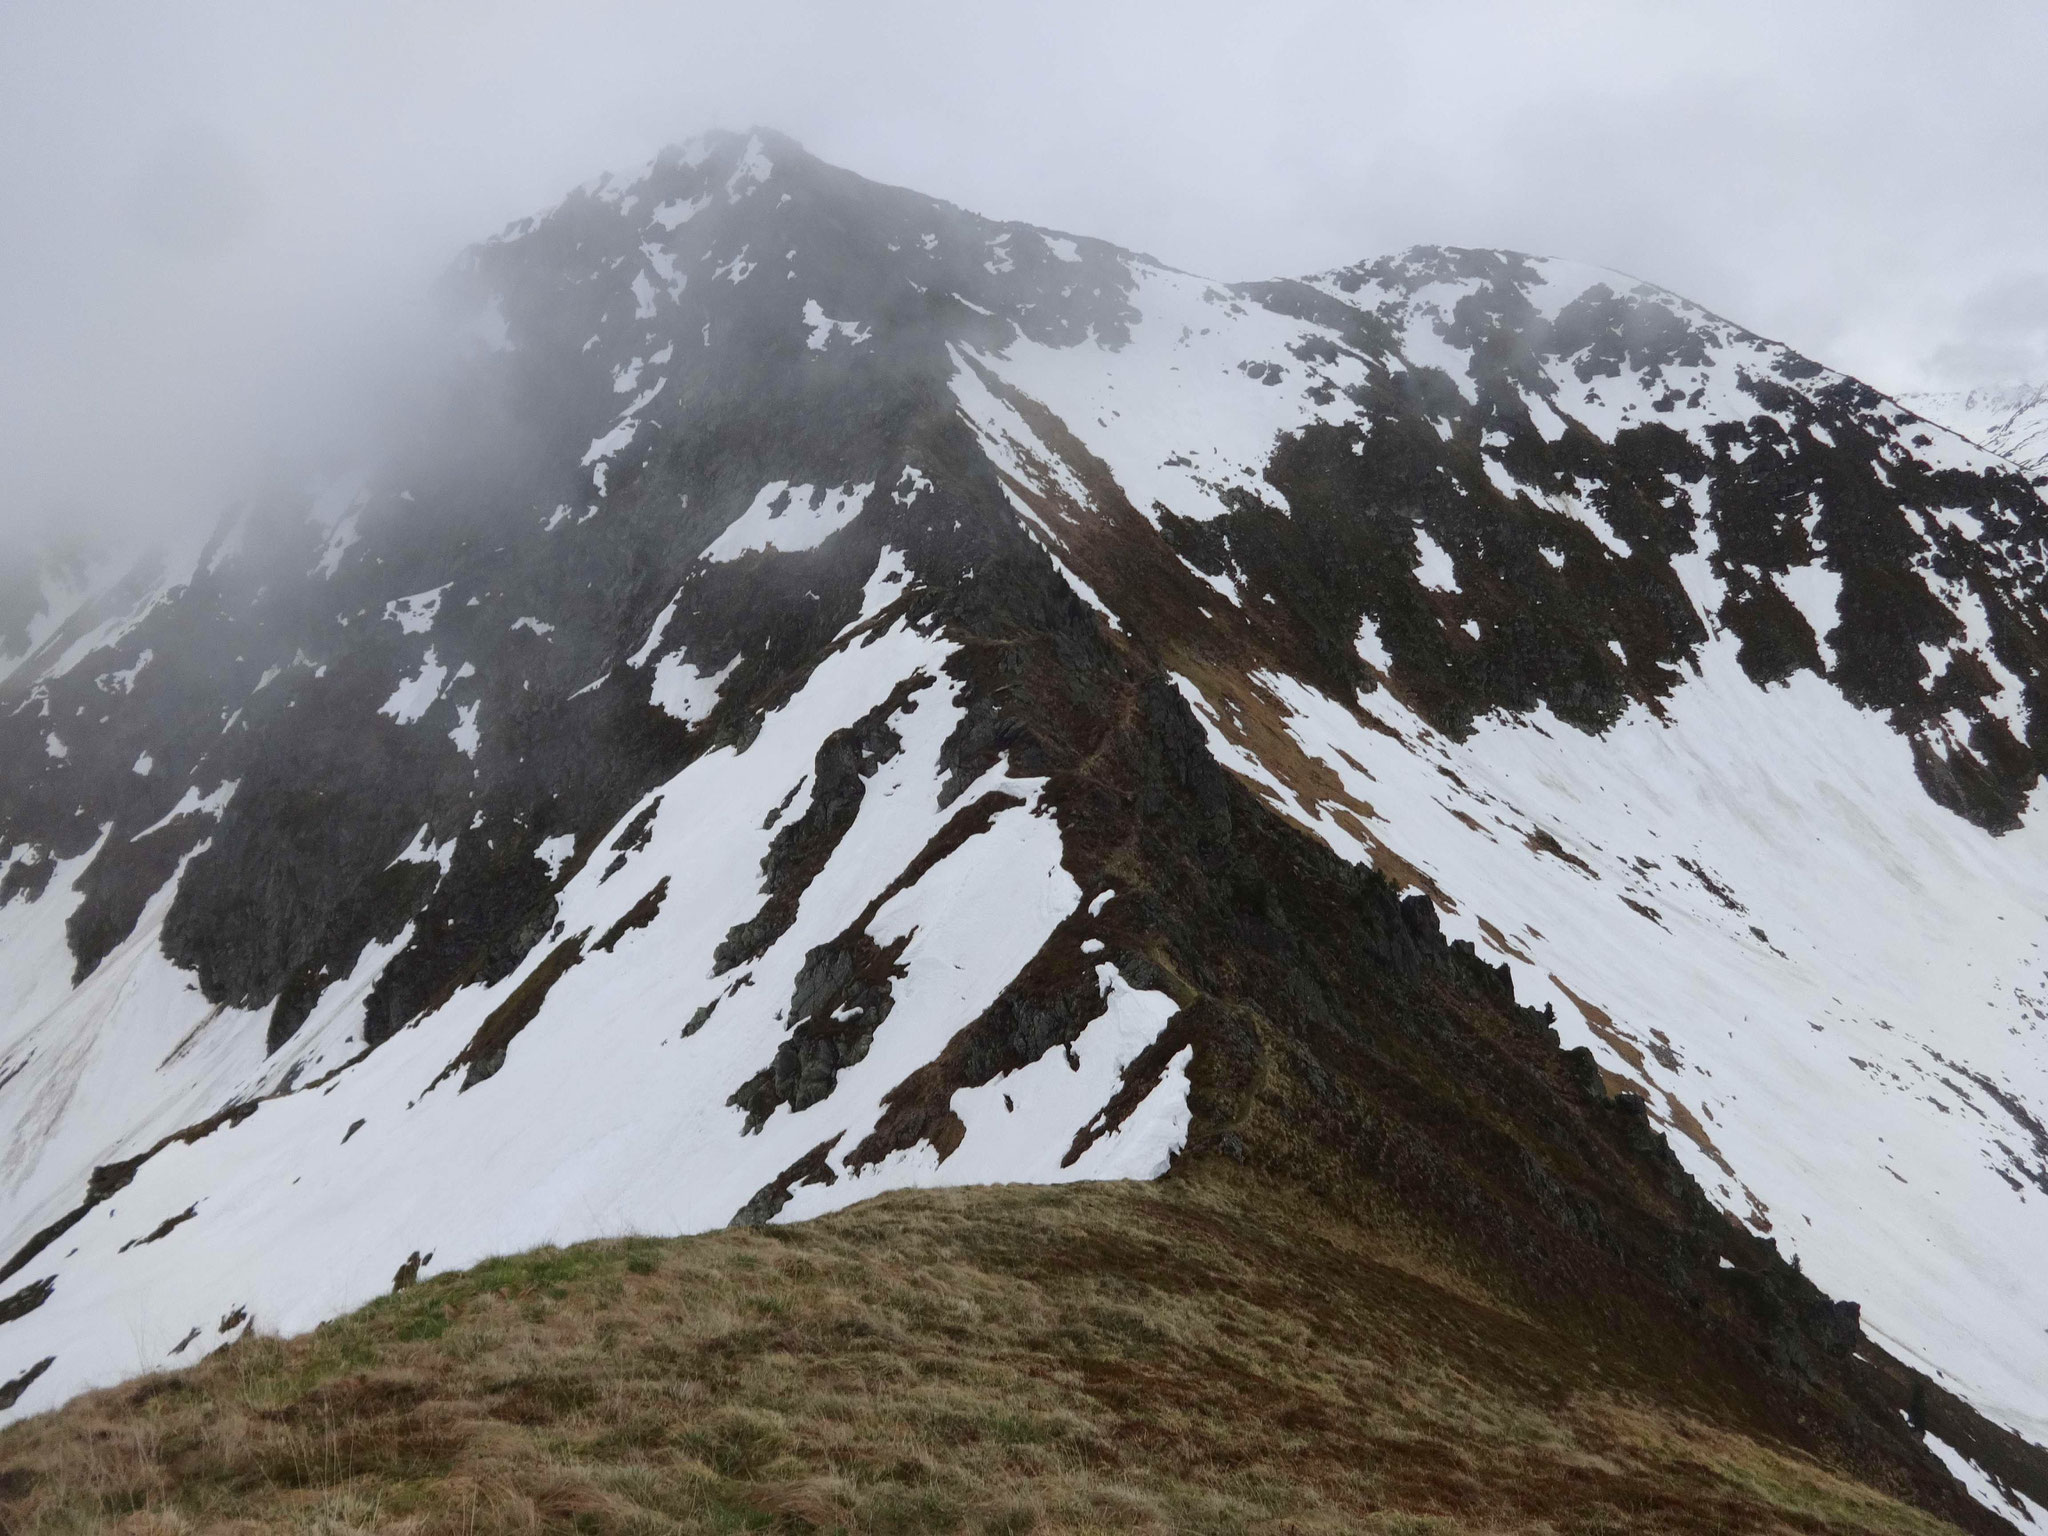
[{"left": 1904, "top": 383, "right": 2048, "bottom": 478}]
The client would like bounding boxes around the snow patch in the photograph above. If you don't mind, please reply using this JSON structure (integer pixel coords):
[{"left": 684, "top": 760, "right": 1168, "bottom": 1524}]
[
  {"left": 703, "top": 481, "right": 875, "bottom": 562},
  {"left": 379, "top": 650, "right": 449, "bottom": 725},
  {"left": 1356, "top": 615, "right": 1392, "bottom": 671},
  {"left": 802, "top": 299, "right": 871, "bottom": 351},
  {"left": 448, "top": 701, "right": 481, "bottom": 758},
  {"left": 648, "top": 653, "right": 739, "bottom": 725},
  {"left": 391, "top": 825, "right": 457, "bottom": 876},
  {"left": 628, "top": 592, "right": 681, "bottom": 668},
  {"left": 649, "top": 193, "right": 710, "bottom": 231},
  {"left": 836, "top": 547, "right": 913, "bottom": 640},
  {"left": 1413, "top": 529, "right": 1459, "bottom": 592},
  {"left": 725, "top": 135, "right": 773, "bottom": 198},
  {"left": 131, "top": 780, "right": 238, "bottom": 841},
  {"left": 534, "top": 834, "right": 576, "bottom": 881},
  {"left": 384, "top": 586, "right": 449, "bottom": 635},
  {"left": 892, "top": 465, "right": 934, "bottom": 506}
]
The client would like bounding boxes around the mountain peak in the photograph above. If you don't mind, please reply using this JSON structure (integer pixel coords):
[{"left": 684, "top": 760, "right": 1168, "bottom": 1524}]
[{"left": 2, "top": 135, "right": 2046, "bottom": 1530}]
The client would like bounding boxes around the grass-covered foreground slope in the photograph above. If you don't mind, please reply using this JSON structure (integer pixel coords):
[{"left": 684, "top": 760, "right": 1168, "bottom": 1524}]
[{"left": 0, "top": 1170, "right": 1968, "bottom": 1536}]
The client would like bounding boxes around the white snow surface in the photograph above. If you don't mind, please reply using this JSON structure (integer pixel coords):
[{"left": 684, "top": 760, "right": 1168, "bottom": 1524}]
[
  {"left": 129, "top": 781, "right": 238, "bottom": 842},
  {"left": 384, "top": 585, "right": 448, "bottom": 635},
  {"left": 802, "top": 299, "right": 871, "bottom": 351},
  {"left": 1167, "top": 642, "right": 2048, "bottom": 1439},
  {"left": 1412, "top": 530, "right": 1458, "bottom": 592},
  {"left": 448, "top": 701, "right": 481, "bottom": 758},
  {"left": 0, "top": 623, "right": 1191, "bottom": 1422},
  {"left": 647, "top": 652, "right": 738, "bottom": 724},
  {"left": 378, "top": 649, "right": 449, "bottom": 726},
  {"left": 533, "top": 834, "right": 575, "bottom": 880},
  {"left": 1905, "top": 383, "right": 2048, "bottom": 477},
  {"left": 649, "top": 193, "right": 710, "bottom": 231},
  {"left": 702, "top": 481, "right": 876, "bottom": 562}
]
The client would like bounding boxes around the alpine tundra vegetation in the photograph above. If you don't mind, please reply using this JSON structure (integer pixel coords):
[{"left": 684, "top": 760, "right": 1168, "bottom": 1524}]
[{"left": 1, "top": 130, "right": 2046, "bottom": 1533}]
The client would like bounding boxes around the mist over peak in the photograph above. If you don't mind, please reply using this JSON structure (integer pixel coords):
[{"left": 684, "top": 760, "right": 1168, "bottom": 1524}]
[{"left": 3, "top": 2, "right": 2045, "bottom": 583}]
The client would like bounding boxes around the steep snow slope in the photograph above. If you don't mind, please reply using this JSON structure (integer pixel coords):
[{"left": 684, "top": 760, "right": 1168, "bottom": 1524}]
[
  {"left": 956, "top": 249, "right": 2048, "bottom": 1441},
  {"left": 0, "top": 617, "right": 1188, "bottom": 1415},
  {"left": 1908, "top": 384, "right": 2048, "bottom": 479},
  {"left": 0, "top": 134, "right": 2042, "bottom": 1530}
]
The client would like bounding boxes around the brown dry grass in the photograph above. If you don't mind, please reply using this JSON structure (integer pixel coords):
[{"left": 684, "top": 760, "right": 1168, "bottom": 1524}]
[{"left": 0, "top": 1169, "right": 1962, "bottom": 1535}]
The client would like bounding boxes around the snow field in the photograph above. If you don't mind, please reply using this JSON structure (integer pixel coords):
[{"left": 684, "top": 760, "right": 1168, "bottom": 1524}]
[{"left": 0, "top": 621, "right": 1192, "bottom": 1423}]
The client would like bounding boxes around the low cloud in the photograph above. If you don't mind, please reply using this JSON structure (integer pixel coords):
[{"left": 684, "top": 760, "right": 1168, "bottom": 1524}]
[{"left": 1, "top": 1, "right": 2042, "bottom": 562}]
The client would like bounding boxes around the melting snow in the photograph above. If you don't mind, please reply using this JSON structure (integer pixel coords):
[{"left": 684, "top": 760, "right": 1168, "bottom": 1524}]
[
  {"left": 384, "top": 586, "right": 449, "bottom": 635},
  {"left": 581, "top": 378, "right": 667, "bottom": 488},
  {"left": 628, "top": 592, "right": 681, "bottom": 668},
  {"left": 1778, "top": 561, "right": 1844, "bottom": 670},
  {"left": 1356, "top": 615, "right": 1392, "bottom": 671},
  {"left": 379, "top": 650, "right": 449, "bottom": 725},
  {"left": 648, "top": 653, "right": 739, "bottom": 725},
  {"left": 640, "top": 243, "right": 686, "bottom": 303},
  {"left": 1413, "top": 530, "right": 1458, "bottom": 592},
  {"left": 649, "top": 193, "right": 710, "bottom": 230},
  {"left": 0, "top": 622, "right": 1193, "bottom": 1425},
  {"left": 892, "top": 465, "right": 934, "bottom": 505},
  {"left": 713, "top": 246, "right": 757, "bottom": 284},
  {"left": 702, "top": 481, "right": 876, "bottom": 562},
  {"left": 97, "top": 650, "right": 152, "bottom": 694},
  {"left": 836, "top": 548, "right": 913, "bottom": 642},
  {"left": 725, "top": 135, "right": 773, "bottom": 198},
  {"left": 802, "top": 299, "right": 871, "bottom": 351},
  {"left": 131, "top": 780, "right": 238, "bottom": 841},
  {"left": 391, "top": 825, "right": 457, "bottom": 876},
  {"left": 311, "top": 511, "right": 360, "bottom": 580},
  {"left": 448, "top": 701, "right": 481, "bottom": 758}
]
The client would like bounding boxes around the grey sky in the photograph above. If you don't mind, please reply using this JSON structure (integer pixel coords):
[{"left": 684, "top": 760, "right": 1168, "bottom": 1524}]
[{"left": 3, "top": 1, "right": 2045, "bottom": 548}]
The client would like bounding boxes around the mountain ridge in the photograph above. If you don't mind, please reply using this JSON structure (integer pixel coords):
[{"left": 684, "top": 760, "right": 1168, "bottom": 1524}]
[
  {"left": 1902, "top": 384, "right": 2048, "bottom": 480},
  {"left": 1, "top": 128, "right": 2044, "bottom": 1530}
]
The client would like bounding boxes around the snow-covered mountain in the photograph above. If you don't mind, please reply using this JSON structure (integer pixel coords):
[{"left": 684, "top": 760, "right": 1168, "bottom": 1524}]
[
  {"left": 2, "top": 129, "right": 2044, "bottom": 1527},
  {"left": 1907, "top": 384, "right": 2048, "bottom": 480}
]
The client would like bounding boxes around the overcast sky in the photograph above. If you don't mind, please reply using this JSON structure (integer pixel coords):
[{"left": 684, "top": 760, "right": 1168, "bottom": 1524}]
[{"left": 3, "top": 1, "right": 2045, "bottom": 549}]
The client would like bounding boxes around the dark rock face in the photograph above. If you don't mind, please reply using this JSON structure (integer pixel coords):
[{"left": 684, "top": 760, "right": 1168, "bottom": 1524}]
[
  {"left": 1202, "top": 251, "right": 2048, "bottom": 826},
  {"left": 0, "top": 131, "right": 2043, "bottom": 1529}
]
